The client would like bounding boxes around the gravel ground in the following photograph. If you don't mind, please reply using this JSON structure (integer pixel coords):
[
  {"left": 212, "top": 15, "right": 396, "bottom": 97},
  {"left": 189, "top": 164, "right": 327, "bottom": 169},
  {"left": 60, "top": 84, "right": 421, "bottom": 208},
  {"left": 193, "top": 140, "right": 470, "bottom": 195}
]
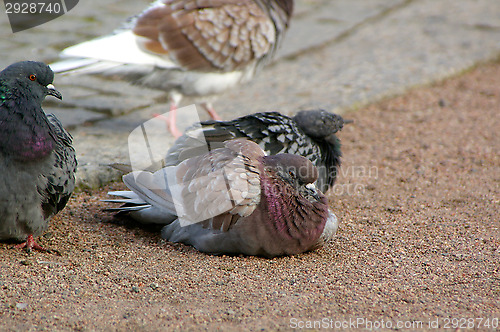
[{"left": 0, "top": 59, "right": 499, "bottom": 331}]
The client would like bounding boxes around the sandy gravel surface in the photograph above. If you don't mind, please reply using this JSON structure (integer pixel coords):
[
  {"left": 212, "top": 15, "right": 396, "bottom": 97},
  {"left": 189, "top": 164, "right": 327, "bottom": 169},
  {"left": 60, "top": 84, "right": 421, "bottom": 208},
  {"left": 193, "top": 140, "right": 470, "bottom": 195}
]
[{"left": 1, "top": 60, "right": 499, "bottom": 331}]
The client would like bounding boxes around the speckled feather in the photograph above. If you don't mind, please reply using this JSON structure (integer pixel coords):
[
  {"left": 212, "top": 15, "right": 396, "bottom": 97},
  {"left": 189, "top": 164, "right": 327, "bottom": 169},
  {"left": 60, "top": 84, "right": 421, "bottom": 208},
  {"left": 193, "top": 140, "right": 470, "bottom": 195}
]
[
  {"left": 52, "top": 0, "right": 293, "bottom": 97},
  {"left": 134, "top": 0, "right": 292, "bottom": 72},
  {"left": 165, "top": 109, "right": 346, "bottom": 192}
]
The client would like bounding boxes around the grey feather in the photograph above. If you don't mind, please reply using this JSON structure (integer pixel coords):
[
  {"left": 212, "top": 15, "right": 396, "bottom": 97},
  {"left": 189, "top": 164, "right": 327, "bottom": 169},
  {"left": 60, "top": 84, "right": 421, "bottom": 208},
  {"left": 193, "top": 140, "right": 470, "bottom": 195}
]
[{"left": 0, "top": 61, "right": 76, "bottom": 250}]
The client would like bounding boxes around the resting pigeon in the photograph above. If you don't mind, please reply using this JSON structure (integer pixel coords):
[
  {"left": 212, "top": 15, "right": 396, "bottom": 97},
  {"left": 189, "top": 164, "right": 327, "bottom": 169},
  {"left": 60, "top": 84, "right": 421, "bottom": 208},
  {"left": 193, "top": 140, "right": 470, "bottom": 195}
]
[
  {"left": 164, "top": 109, "right": 347, "bottom": 192},
  {"left": 50, "top": 0, "right": 294, "bottom": 137},
  {"left": 107, "top": 139, "right": 338, "bottom": 257},
  {"left": 0, "top": 61, "right": 77, "bottom": 252}
]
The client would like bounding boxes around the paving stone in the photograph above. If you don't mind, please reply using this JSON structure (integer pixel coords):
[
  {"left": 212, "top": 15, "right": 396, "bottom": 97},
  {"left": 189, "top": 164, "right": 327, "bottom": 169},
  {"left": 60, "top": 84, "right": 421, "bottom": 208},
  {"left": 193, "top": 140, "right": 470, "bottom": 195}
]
[
  {"left": 278, "top": 0, "right": 407, "bottom": 59},
  {"left": 43, "top": 107, "right": 106, "bottom": 128}
]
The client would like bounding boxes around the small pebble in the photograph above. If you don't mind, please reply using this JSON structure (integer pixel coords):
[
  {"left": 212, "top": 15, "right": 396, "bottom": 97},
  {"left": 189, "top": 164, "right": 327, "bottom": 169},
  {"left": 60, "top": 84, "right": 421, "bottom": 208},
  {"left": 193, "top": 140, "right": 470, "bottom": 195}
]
[{"left": 16, "top": 303, "right": 28, "bottom": 310}]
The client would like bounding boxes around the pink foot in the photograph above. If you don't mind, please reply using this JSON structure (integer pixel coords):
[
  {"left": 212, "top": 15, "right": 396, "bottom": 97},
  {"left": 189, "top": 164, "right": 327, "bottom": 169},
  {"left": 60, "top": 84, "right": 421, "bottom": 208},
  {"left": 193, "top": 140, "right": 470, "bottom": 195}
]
[
  {"left": 153, "top": 113, "right": 182, "bottom": 138},
  {"left": 14, "top": 234, "right": 47, "bottom": 253},
  {"left": 203, "top": 104, "right": 222, "bottom": 121}
]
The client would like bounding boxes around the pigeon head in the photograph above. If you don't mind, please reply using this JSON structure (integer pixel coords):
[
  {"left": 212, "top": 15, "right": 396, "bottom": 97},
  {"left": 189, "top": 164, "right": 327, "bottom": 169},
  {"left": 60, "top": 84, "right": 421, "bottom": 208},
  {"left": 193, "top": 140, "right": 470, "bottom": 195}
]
[
  {"left": 0, "top": 61, "right": 62, "bottom": 161},
  {"left": 293, "top": 109, "right": 347, "bottom": 140},
  {"left": 262, "top": 153, "right": 318, "bottom": 188},
  {"left": 0, "top": 61, "right": 62, "bottom": 102}
]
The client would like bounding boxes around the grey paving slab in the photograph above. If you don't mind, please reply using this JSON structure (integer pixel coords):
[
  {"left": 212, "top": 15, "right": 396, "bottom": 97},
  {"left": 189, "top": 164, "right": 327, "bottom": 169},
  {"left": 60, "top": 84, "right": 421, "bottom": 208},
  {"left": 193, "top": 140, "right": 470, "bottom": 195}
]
[
  {"left": 278, "top": 0, "right": 407, "bottom": 59},
  {"left": 219, "top": 0, "right": 500, "bottom": 114},
  {"left": 0, "top": 0, "right": 499, "bottom": 188},
  {"left": 43, "top": 106, "right": 107, "bottom": 128}
]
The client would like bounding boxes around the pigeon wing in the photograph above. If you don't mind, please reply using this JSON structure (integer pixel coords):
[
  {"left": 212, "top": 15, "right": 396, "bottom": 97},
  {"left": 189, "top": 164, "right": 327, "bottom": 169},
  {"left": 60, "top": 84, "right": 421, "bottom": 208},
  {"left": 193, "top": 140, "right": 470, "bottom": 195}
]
[
  {"left": 134, "top": 0, "right": 277, "bottom": 72},
  {"left": 39, "top": 114, "right": 77, "bottom": 220},
  {"left": 125, "top": 138, "right": 263, "bottom": 230}
]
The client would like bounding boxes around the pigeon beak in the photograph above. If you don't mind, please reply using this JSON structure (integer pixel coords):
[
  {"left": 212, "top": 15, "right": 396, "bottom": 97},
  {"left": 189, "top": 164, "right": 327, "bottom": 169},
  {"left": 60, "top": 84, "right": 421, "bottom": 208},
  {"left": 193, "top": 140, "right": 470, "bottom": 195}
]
[{"left": 46, "top": 84, "right": 62, "bottom": 100}]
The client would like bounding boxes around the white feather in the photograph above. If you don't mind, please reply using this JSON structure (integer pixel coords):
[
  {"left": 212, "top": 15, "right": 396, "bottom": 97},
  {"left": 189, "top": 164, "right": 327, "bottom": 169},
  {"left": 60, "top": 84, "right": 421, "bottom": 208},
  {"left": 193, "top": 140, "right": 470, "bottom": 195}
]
[{"left": 56, "top": 31, "right": 177, "bottom": 70}]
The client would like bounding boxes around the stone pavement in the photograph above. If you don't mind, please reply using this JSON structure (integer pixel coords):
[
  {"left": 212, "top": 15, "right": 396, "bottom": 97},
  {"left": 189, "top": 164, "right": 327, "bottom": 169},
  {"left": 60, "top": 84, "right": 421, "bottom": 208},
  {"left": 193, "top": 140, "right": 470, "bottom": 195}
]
[{"left": 0, "top": 0, "right": 499, "bottom": 188}]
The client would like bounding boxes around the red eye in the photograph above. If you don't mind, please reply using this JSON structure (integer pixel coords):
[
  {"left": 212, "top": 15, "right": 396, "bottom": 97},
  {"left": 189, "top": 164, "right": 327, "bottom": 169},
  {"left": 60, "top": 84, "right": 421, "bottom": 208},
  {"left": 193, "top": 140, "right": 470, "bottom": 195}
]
[{"left": 29, "top": 74, "right": 36, "bottom": 81}]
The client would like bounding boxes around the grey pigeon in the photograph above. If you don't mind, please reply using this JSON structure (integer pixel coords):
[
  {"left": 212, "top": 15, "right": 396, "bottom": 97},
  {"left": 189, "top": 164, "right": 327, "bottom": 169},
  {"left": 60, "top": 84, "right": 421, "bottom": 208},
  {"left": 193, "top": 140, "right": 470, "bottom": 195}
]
[
  {"left": 164, "top": 109, "right": 347, "bottom": 192},
  {"left": 50, "top": 0, "right": 294, "bottom": 137},
  {"left": 107, "top": 139, "right": 338, "bottom": 257},
  {"left": 0, "top": 61, "right": 77, "bottom": 252}
]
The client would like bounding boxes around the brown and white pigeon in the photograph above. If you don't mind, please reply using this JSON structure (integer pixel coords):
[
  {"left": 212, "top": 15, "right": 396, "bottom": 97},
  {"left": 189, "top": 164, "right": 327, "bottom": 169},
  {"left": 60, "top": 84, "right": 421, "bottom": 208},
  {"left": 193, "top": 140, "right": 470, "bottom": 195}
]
[
  {"left": 107, "top": 139, "right": 338, "bottom": 257},
  {"left": 0, "top": 61, "right": 77, "bottom": 252},
  {"left": 50, "top": 0, "right": 294, "bottom": 137},
  {"left": 164, "top": 109, "right": 348, "bottom": 192}
]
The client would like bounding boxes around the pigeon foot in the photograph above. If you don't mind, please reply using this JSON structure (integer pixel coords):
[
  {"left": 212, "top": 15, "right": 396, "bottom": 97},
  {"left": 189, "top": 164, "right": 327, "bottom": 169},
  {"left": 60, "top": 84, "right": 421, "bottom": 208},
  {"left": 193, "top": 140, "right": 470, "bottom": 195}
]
[{"left": 14, "top": 234, "right": 47, "bottom": 253}]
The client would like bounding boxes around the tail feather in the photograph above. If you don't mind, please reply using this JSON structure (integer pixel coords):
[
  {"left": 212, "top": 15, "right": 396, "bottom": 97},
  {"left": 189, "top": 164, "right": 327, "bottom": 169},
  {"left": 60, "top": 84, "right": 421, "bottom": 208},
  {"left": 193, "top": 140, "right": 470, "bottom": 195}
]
[
  {"left": 103, "top": 198, "right": 148, "bottom": 205},
  {"left": 122, "top": 170, "right": 177, "bottom": 215},
  {"left": 103, "top": 205, "right": 149, "bottom": 212},
  {"left": 103, "top": 191, "right": 150, "bottom": 211},
  {"left": 107, "top": 190, "right": 141, "bottom": 199},
  {"left": 103, "top": 190, "right": 177, "bottom": 225},
  {"left": 109, "top": 163, "right": 133, "bottom": 174},
  {"left": 49, "top": 58, "right": 124, "bottom": 75},
  {"left": 49, "top": 58, "right": 99, "bottom": 73},
  {"left": 50, "top": 31, "right": 177, "bottom": 75}
]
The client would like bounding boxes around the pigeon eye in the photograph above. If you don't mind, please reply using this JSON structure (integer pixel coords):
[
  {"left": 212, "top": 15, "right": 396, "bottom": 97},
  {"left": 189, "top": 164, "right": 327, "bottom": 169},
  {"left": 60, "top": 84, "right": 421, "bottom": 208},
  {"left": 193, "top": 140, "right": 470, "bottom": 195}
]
[{"left": 29, "top": 74, "right": 36, "bottom": 81}]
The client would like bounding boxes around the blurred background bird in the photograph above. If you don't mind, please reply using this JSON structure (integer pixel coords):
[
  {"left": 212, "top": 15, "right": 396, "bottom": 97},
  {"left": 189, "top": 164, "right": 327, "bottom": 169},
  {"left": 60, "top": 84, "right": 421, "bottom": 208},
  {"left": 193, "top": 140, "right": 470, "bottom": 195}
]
[{"left": 50, "top": 0, "right": 294, "bottom": 137}]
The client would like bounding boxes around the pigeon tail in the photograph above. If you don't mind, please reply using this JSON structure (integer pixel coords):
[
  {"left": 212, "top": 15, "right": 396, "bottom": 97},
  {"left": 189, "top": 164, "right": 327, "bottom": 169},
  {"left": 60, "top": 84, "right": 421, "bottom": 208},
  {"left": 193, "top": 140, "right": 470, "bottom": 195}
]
[
  {"left": 123, "top": 170, "right": 176, "bottom": 209},
  {"left": 104, "top": 191, "right": 177, "bottom": 225},
  {"left": 51, "top": 31, "right": 177, "bottom": 73}
]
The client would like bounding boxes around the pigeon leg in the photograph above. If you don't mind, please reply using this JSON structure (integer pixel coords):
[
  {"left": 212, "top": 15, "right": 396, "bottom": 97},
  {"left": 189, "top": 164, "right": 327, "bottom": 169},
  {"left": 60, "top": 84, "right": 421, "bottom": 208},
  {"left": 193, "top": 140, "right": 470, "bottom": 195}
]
[
  {"left": 167, "top": 105, "right": 183, "bottom": 138},
  {"left": 153, "top": 101, "right": 183, "bottom": 138},
  {"left": 14, "top": 234, "right": 47, "bottom": 252},
  {"left": 202, "top": 102, "right": 222, "bottom": 121}
]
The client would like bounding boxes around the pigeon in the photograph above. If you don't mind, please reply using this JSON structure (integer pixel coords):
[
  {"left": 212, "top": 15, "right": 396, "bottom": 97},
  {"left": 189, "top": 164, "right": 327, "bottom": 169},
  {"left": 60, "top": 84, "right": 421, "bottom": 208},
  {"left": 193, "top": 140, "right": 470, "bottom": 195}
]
[
  {"left": 164, "top": 109, "right": 347, "bottom": 192},
  {"left": 107, "top": 139, "right": 338, "bottom": 257},
  {"left": 50, "top": 0, "right": 295, "bottom": 137},
  {"left": 0, "top": 61, "right": 77, "bottom": 252}
]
